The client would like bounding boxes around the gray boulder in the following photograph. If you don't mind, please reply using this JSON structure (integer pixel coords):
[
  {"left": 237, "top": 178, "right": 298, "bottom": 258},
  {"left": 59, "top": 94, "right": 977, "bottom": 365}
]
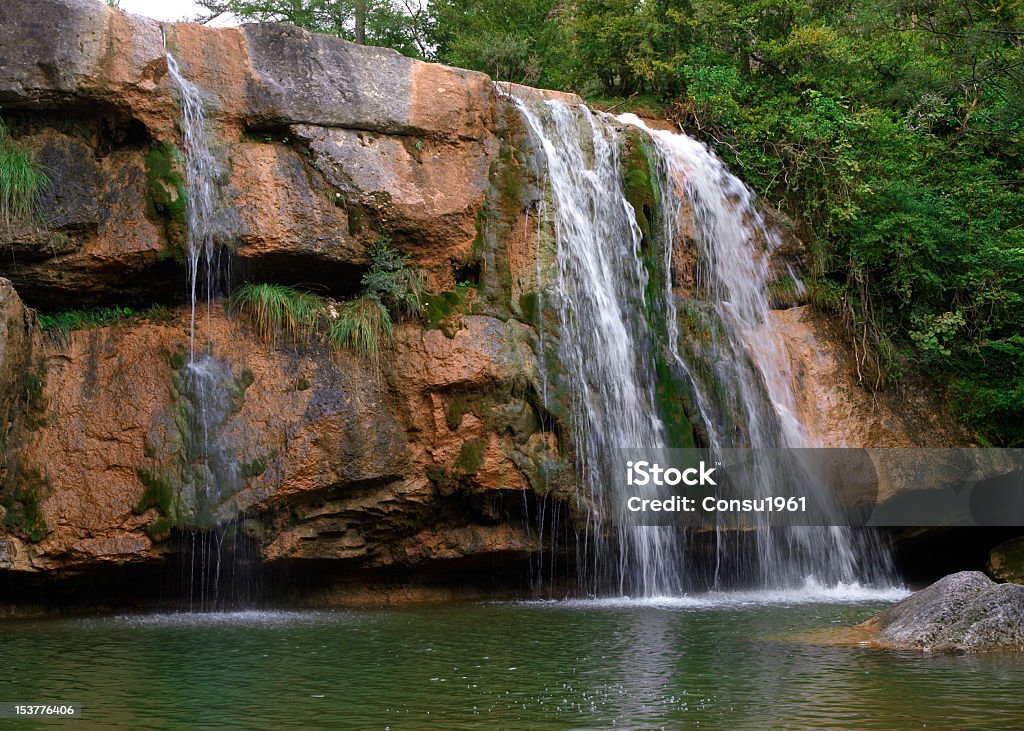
[{"left": 870, "top": 571, "right": 1024, "bottom": 652}]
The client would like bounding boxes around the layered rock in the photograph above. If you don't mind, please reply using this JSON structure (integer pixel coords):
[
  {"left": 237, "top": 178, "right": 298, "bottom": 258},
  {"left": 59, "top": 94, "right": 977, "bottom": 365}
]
[
  {"left": 2, "top": 305, "right": 563, "bottom": 584},
  {"left": 0, "top": 0, "right": 993, "bottom": 608},
  {"left": 0, "top": 0, "right": 568, "bottom": 599},
  {"left": 0, "top": 0, "right": 502, "bottom": 307}
]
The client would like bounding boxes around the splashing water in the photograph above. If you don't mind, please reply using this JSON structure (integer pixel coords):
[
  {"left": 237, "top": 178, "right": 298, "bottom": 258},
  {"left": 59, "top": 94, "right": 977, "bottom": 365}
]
[{"left": 513, "top": 95, "right": 896, "bottom": 595}]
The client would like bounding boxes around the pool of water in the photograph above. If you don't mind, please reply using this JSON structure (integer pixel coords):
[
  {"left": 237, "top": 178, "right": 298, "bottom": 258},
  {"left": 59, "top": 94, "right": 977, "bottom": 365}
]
[{"left": 2, "top": 586, "right": 1023, "bottom": 730}]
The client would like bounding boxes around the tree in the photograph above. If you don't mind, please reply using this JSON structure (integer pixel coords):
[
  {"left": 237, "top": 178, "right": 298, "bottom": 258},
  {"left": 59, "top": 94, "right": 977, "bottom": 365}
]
[
  {"left": 196, "top": 0, "right": 427, "bottom": 55},
  {"left": 428, "top": 0, "right": 569, "bottom": 86}
]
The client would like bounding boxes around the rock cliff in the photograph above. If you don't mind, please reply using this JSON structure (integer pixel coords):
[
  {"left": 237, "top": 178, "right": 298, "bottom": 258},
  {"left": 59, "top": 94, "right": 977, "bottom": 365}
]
[{"left": 0, "top": 0, "right": 983, "bottom": 608}]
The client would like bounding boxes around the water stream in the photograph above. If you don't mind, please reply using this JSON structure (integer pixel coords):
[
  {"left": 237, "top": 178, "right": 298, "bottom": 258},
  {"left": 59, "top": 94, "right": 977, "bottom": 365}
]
[
  {"left": 164, "top": 52, "right": 224, "bottom": 361},
  {"left": 164, "top": 49, "right": 249, "bottom": 609},
  {"left": 513, "top": 96, "right": 896, "bottom": 596}
]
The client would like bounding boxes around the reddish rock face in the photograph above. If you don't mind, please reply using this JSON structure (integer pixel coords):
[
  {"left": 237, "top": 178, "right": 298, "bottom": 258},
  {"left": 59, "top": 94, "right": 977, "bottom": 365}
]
[
  {"left": 4, "top": 304, "right": 558, "bottom": 581},
  {"left": 0, "top": 1, "right": 972, "bottom": 608},
  {"left": 0, "top": 0, "right": 564, "bottom": 601},
  {"left": 0, "top": 0, "right": 504, "bottom": 307}
]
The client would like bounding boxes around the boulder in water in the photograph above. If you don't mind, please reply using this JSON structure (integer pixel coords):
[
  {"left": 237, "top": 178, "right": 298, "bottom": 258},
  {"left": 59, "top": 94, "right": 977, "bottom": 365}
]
[{"left": 864, "top": 571, "right": 1024, "bottom": 652}]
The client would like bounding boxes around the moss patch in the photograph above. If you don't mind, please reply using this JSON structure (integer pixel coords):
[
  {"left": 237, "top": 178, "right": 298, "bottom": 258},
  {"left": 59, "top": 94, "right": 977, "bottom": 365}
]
[
  {"left": 445, "top": 394, "right": 472, "bottom": 431},
  {"left": 166, "top": 344, "right": 188, "bottom": 371},
  {"left": 241, "top": 455, "right": 269, "bottom": 479},
  {"left": 423, "top": 282, "right": 478, "bottom": 336},
  {"left": 144, "top": 141, "right": 187, "bottom": 261},
  {"left": 518, "top": 291, "right": 539, "bottom": 324},
  {"left": 454, "top": 438, "right": 486, "bottom": 475},
  {"left": 1, "top": 468, "right": 49, "bottom": 542},
  {"left": 134, "top": 467, "right": 178, "bottom": 519},
  {"left": 622, "top": 133, "right": 658, "bottom": 246},
  {"left": 655, "top": 355, "right": 697, "bottom": 448}
]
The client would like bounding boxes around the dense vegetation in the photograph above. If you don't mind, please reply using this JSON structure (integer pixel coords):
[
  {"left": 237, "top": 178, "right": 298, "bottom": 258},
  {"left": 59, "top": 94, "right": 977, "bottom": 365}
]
[{"left": 199, "top": 0, "right": 1023, "bottom": 446}]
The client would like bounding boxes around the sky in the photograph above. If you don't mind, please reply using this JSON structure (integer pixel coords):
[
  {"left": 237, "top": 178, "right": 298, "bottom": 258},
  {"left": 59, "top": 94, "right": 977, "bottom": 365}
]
[{"left": 117, "top": 0, "right": 238, "bottom": 25}]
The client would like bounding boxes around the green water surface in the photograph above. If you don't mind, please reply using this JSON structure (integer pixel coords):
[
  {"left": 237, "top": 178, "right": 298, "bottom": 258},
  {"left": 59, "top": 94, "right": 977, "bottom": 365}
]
[{"left": 1, "top": 593, "right": 1022, "bottom": 730}]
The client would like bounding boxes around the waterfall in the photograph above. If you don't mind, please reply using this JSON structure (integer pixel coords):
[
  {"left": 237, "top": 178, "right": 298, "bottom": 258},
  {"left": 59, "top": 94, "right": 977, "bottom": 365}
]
[
  {"left": 513, "top": 95, "right": 895, "bottom": 595},
  {"left": 164, "top": 47, "right": 253, "bottom": 609},
  {"left": 514, "top": 100, "right": 687, "bottom": 597},
  {"left": 165, "top": 52, "right": 225, "bottom": 361}
]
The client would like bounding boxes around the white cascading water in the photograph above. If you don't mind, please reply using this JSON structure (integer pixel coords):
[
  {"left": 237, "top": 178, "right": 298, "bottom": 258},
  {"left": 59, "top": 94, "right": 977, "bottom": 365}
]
[
  {"left": 514, "top": 95, "right": 895, "bottom": 595},
  {"left": 165, "top": 48, "right": 254, "bottom": 609},
  {"left": 513, "top": 99, "right": 686, "bottom": 597},
  {"left": 165, "top": 52, "right": 222, "bottom": 361}
]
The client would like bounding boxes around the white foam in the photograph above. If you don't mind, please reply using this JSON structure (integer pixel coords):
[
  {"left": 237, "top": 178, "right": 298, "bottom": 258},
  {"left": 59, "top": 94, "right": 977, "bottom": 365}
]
[
  {"left": 100, "top": 610, "right": 342, "bottom": 627},
  {"left": 522, "top": 580, "right": 910, "bottom": 609}
]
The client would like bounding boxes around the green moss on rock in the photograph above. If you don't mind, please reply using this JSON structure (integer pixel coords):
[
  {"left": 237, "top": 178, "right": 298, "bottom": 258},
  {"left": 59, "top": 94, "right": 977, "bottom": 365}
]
[
  {"left": 423, "top": 282, "right": 478, "bottom": 335},
  {"left": 145, "top": 141, "right": 187, "bottom": 261},
  {"left": 134, "top": 467, "right": 178, "bottom": 519},
  {"left": 454, "top": 438, "right": 486, "bottom": 475},
  {"left": 622, "top": 134, "right": 658, "bottom": 246},
  {"left": 1, "top": 470, "right": 48, "bottom": 543}
]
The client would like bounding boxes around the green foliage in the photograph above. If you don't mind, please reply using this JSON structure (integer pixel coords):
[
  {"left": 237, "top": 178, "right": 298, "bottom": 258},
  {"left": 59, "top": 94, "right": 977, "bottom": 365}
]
[
  {"left": 38, "top": 304, "right": 176, "bottom": 344},
  {"left": 430, "top": 0, "right": 567, "bottom": 86},
  {"left": 196, "top": 0, "right": 432, "bottom": 57},
  {"left": 362, "top": 237, "right": 426, "bottom": 318},
  {"left": 0, "top": 118, "right": 49, "bottom": 227},
  {"left": 228, "top": 283, "right": 324, "bottom": 344},
  {"left": 324, "top": 295, "right": 394, "bottom": 362},
  {"left": 228, "top": 240, "right": 421, "bottom": 361}
]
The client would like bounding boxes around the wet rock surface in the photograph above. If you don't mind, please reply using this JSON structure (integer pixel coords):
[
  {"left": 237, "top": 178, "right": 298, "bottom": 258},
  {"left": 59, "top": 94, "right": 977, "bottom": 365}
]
[
  {"left": 864, "top": 571, "right": 1024, "bottom": 652},
  {"left": 989, "top": 537, "right": 1024, "bottom": 585}
]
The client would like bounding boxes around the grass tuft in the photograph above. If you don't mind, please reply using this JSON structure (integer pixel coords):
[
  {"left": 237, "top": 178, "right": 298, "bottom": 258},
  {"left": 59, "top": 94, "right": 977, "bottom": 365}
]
[
  {"left": 228, "top": 283, "right": 324, "bottom": 345},
  {"left": 38, "top": 304, "right": 175, "bottom": 345},
  {"left": 324, "top": 295, "right": 394, "bottom": 363},
  {"left": 0, "top": 118, "right": 49, "bottom": 227}
]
